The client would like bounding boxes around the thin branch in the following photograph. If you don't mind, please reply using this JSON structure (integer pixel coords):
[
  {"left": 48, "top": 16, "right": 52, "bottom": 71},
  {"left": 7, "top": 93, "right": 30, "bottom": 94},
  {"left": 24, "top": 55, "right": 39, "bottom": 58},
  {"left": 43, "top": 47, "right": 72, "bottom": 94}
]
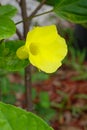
[
  {"left": 20, "top": 0, "right": 29, "bottom": 38},
  {"left": 25, "top": 65, "right": 33, "bottom": 111},
  {"left": 16, "top": 9, "right": 53, "bottom": 25},
  {"left": 16, "top": 28, "right": 24, "bottom": 40},
  {"left": 16, "top": 0, "right": 46, "bottom": 25},
  {"left": 15, "top": 0, "right": 20, "bottom": 5},
  {"left": 28, "top": 0, "right": 46, "bottom": 20},
  {"left": 34, "top": 9, "right": 53, "bottom": 17},
  {"left": 19, "top": 0, "right": 46, "bottom": 111},
  {"left": 20, "top": 0, "right": 33, "bottom": 111},
  {"left": 15, "top": 0, "right": 19, "bottom": 3}
]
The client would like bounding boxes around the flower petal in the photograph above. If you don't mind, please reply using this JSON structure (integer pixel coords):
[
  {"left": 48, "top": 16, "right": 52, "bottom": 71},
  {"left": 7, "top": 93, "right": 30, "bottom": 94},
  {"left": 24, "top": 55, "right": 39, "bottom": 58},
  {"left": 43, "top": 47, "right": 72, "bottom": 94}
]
[
  {"left": 25, "top": 25, "right": 59, "bottom": 47},
  {"left": 16, "top": 45, "right": 29, "bottom": 59},
  {"left": 29, "top": 37, "right": 67, "bottom": 73},
  {"left": 16, "top": 25, "right": 68, "bottom": 73},
  {"left": 29, "top": 53, "right": 62, "bottom": 73}
]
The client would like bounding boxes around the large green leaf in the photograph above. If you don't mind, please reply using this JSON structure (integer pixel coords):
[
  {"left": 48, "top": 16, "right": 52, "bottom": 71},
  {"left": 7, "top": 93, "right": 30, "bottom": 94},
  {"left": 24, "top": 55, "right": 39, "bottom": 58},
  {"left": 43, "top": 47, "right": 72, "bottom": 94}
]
[
  {"left": 0, "top": 5, "right": 17, "bottom": 18},
  {"left": 0, "top": 16, "right": 16, "bottom": 40},
  {"left": 0, "top": 102, "right": 53, "bottom": 130},
  {"left": 54, "top": 0, "right": 87, "bottom": 23},
  {"left": 0, "top": 40, "right": 29, "bottom": 71}
]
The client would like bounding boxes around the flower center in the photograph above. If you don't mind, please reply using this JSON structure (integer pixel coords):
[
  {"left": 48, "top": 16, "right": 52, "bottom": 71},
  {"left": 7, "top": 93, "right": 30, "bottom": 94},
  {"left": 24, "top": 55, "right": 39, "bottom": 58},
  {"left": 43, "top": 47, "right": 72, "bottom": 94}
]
[{"left": 29, "top": 43, "right": 39, "bottom": 55}]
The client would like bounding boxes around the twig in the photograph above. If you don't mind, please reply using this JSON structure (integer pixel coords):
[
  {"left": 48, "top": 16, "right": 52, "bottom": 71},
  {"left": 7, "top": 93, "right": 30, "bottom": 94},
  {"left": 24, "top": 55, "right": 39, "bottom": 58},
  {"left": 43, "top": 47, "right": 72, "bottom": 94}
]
[
  {"left": 25, "top": 65, "right": 33, "bottom": 111},
  {"left": 20, "top": 0, "right": 33, "bottom": 111},
  {"left": 16, "top": 9, "right": 53, "bottom": 25},
  {"left": 33, "top": 9, "right": 53, "bottom": 18},
  {"left": 16, "top": 28, "right": 24, "bottom": 40},
  {"left": 20, "top": 0, "right": 29, "bottom": 38},
  {"left": 19, "top": 0, "right": 46, "bottom": 111},
  {"left": 28, "top": 0, "right": 46, "bottom": 20},
  {"left": 15, "top": 0, "right": 20, "bottom": 5},
  {"left": 16, "top": 0, "right": 46, "bottom": 25}
]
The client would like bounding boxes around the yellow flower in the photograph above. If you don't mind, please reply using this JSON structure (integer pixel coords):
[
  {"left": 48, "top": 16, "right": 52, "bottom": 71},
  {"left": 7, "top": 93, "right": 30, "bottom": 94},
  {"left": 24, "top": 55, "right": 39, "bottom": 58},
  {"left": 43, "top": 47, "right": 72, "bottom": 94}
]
[{"left": 16, "top": 25, "right": 67, "bottom": 73}]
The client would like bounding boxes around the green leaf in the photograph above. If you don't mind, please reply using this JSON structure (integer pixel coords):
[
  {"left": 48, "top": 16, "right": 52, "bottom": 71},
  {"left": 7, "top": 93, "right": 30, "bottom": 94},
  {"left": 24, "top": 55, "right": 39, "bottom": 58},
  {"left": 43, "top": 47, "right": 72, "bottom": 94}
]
[
  {"left": 0, "top": 102, "right": 53, "bottom": 130},
  {"left": 0, "top": 16, "right": 16, "bottom": 40},
  {"left": 0, "top": 40, "right": 29, "bottom": 71},
  {"left": 54, "top": 0, "right": 87, "bottom": 23},
  {"left": 0, "top": 5, "right": 17, "bottom": 18},
  {"left": 32, "top": 72, "right": 49, "bottom": 82},
  {"left": 37, "top": 0, "right": 58, "bottom": 6},
  {"left": 39, "top": 92, "right": 50, "bottom": 108}
]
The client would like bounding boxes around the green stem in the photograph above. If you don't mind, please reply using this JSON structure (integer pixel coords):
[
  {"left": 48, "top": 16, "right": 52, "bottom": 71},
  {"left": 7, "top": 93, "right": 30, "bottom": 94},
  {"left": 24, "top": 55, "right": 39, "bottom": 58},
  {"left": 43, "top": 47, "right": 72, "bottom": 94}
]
[
  {"left": 15, "top": 9, "right": 53, "bottom": 25},
  {"left": 34, "top": 9, "right": 54, "bottom": 18}
]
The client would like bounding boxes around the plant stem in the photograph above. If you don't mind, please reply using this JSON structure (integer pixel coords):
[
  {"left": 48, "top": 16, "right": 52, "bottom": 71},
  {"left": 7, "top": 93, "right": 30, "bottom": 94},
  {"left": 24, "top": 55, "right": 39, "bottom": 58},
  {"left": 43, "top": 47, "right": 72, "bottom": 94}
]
[
  {"left": 16, "top": 28, "right": 24, "bottom": 40},
  {"left": 25, "top": 65, "right": 33, "bottom": 111},
  {"left": 20, "top": 0, "right": 33, "bottom": 111},
  {"left": 19, "top": 0, "right": 46, "bottom": 111},
  {"left": 16, "top": 9, "right": 53, "bottom": 25},
  {"left": 33, "top": 9, "right": 53, "bottom": 18}
]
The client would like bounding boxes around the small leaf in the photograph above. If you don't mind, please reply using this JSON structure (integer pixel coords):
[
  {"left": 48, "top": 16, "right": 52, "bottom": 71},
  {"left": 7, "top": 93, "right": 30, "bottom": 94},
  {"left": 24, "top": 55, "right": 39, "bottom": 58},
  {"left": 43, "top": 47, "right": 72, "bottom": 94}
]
[
  {"left": 0, "top": 4, "right": 17, "bottom": 18},
  {"left": 0, "top": 102, "right": 53, "bottom": 130},
  {"left": 54, "top": 0, "right": 87, "bottom": 23},
  {"left": 0, "top": 40, "right": 29, "bottom": 71},
  {"left": 0, "top": 16, "right": 16, "bottom": 40}
]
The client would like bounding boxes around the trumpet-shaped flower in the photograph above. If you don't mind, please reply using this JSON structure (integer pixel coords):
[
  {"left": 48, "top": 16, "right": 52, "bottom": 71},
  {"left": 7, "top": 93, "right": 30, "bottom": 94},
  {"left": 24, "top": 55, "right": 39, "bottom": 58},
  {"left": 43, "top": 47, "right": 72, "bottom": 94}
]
[{"left": 16, "top": 25, "right": 67, "bottom": 73}]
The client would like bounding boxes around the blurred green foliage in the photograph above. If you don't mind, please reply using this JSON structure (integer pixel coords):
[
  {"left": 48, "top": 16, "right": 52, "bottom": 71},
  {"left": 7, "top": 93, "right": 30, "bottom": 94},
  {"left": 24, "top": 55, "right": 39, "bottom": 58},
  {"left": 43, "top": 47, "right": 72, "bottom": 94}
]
[{"left": 32, "top": 72, "right": 49, "bottom": 82}]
